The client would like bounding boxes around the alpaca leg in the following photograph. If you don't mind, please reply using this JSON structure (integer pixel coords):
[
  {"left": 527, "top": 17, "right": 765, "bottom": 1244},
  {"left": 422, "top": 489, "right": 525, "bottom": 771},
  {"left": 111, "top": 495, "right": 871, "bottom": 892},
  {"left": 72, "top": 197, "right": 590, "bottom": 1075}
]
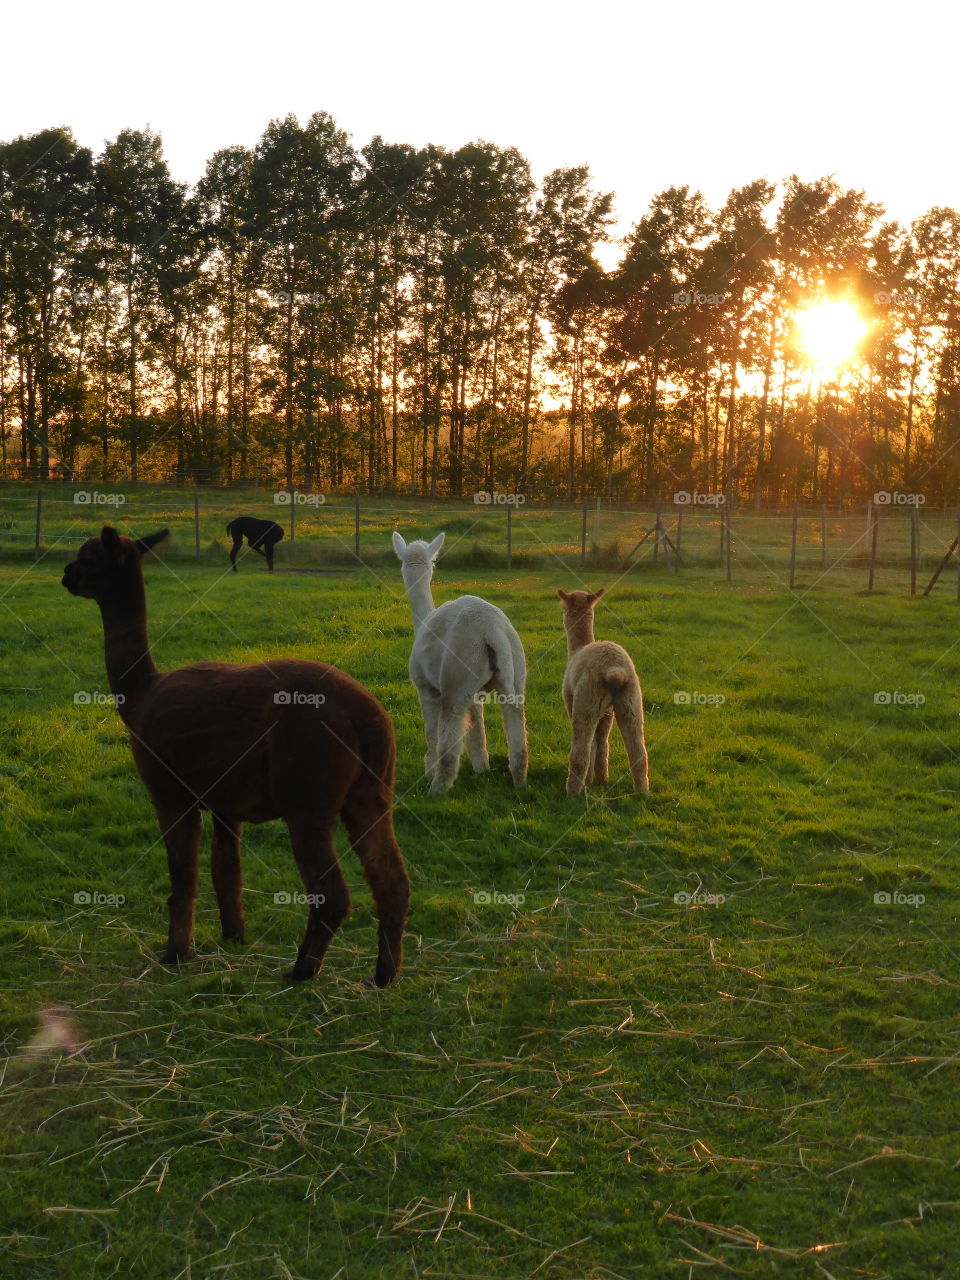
[
  {"left": 501, "top": 699, "right": 528, "bottom": 790},
  {"left": 285, "top": 816, "right": 351, "bottom": 981},
  {"left": 265, "top": 540, "right": 276, "bottom": 572},
  {"left": 211, "top": 814, "right": 245, "bottom": 943},
  {"left": 417, "top": 687, "right": 441, "bottom": 781},
  {"left": 343, "top": 785, "right": 410, "bottom": 987},
  {"left": 432, "top": 697, "right": 470, "bottom": 794},
  {"left": 158, "top": 803, "right": 202, "bottom": 962},
  {"left": 465, "top": 700, "right": 490, "bottom": 773},
  {"left": 229, "top": 535, "right": 242, "bottom": 572},
  {"left": 566, "top": 704, "right": 598, "bottom": 798},
  {"left": 614, "top": 689, "right": 650, "bottom": 795},
  {"left": 593, "top": 711, "right": 614, "bottom": 784}
]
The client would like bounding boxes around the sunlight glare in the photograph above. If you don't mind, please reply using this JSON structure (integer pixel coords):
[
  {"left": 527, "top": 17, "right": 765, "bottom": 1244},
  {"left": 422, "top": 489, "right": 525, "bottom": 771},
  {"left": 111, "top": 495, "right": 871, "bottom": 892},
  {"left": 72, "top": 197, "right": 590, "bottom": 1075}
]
[{"left": 794, "top": 299, "right": 870, "bottom": 370}]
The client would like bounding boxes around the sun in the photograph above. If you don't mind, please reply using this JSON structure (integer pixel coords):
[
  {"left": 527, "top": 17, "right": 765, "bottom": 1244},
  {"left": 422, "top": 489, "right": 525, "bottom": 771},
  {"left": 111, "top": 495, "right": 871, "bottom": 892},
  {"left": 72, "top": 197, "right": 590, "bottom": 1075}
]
[{"left": 793, "top": 299, "right": 870, "bottom": 371}]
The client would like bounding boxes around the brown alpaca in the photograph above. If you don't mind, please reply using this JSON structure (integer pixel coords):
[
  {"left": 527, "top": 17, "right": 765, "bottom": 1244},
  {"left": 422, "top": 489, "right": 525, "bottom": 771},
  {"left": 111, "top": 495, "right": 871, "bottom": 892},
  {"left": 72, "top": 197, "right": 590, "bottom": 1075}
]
[
  {"left": 557, "top": 588, "right": 650, "bottom": 798},
  {"left": 62, "top": 526, "right": 409, "bottom": 987}
]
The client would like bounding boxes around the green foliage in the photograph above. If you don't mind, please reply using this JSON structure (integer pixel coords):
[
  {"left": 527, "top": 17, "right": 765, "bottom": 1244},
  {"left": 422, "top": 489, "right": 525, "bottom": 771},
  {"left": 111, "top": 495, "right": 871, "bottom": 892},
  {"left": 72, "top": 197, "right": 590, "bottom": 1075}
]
[{"left": 1, "top": 118, "right": 960, "bottom": 509}]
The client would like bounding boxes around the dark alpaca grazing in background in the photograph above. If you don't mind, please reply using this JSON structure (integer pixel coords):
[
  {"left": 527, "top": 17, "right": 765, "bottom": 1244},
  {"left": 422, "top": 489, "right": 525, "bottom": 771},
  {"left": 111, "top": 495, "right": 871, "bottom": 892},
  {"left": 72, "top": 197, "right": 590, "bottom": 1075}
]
[
  {"left": 62, "top": 526, "right": 409, "bottom": 987},
  {"left": 227, "top": 516, "right": 284, "bottom": 572}
]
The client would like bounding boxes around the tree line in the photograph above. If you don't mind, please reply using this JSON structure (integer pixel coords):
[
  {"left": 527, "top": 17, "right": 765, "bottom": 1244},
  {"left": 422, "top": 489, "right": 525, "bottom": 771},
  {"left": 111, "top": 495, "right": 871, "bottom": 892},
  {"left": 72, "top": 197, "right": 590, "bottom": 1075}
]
[{"left": 2, "top": 113, "right": 960, "bottom": 504}]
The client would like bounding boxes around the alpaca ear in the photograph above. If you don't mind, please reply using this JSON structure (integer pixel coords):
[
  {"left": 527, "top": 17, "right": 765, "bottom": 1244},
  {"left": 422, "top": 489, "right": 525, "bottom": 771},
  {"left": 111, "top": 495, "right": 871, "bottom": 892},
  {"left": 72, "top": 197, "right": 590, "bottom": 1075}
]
[
  {"left": 134, "top": 529, "right": 169, "bottom": 556},
  {"left": 392, "top": 531, "right": 407, "bottom": 558},
  {"left": 101, "top": 526, "right": 121, "bottom": 550},
  {"left": 426, "top": 532, "right": 445, "bottom": 560},
  {"left": 557, "top": 588, "right": 570, "bottom": 601},
  {"left": 589, "top": 588, "right": 606, "bottom": 603}
]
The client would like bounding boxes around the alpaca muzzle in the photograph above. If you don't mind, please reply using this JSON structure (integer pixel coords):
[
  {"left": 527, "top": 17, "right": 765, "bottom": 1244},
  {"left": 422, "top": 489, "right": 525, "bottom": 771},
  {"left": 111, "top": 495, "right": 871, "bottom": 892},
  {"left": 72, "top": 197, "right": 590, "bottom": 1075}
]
[{"left": 62, "top": 562, "right": 91, "bottom": 597}]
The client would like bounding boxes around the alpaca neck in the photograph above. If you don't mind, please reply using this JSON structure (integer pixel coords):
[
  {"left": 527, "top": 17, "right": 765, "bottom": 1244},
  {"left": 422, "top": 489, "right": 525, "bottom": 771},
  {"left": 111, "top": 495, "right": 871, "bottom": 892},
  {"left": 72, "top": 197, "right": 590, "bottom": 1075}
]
[
  {"left": 565, "top": 613, "right": 596, "bottom": 656},
  {"left": 402, "top": 565, "right": 436, "bottom": 630},
  {"left": 98, "top": 571, "right": 159, "bottom": 718}
]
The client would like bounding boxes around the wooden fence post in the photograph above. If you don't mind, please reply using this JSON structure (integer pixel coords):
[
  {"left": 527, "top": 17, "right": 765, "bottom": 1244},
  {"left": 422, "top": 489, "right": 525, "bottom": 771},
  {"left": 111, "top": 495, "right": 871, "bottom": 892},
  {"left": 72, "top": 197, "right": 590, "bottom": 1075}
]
[
  {"left": 789, "top": 505, "right": 799, "bottom": 590},
  {"left": 33, "top": 486, "right": 43, "bottom": 561},
  {"left": 719, "top": 506, "right": 725, "bottom": 569},
  {"left": 676, "top": 508, "right": 683, "bottom": 561},
  {"left": 593, "top": 497, "right": 601, "bottom": 552},
  {"left": 820, "top": 503, "right": 827, "bottom": 569},
  {"left": 725, "top": 507, "right": 732, "bottom": 581},
  {"left": 193, "top": 492, "right": 200, "bottom": 562},
  {"left": 868, "top": 507, "right": 879, "bottom": 589},
  {"left": 910, "top": 506, "right": 918, "bottom": 596},
  {"left": 354, "top": 492, "right": 361, "bottom": 562},
  {"left": 288, "top": 486, "right": 296, "bottom": 542},
  {"left": 506, "top": 502, "right": 513, "bottom": 570},
  {"left": 580, "top": 500, "right": 588, "bottom": 563}
]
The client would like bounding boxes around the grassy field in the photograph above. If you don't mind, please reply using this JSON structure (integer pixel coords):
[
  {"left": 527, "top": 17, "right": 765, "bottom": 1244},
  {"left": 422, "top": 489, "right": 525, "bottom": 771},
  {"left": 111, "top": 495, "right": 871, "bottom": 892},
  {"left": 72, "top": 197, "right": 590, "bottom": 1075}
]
[
  {"left": 2, "top": 482, "right": 959, "bottom": 587},
  {"left": 2, "top": 540, "right": 960, "bottom": 1278}
]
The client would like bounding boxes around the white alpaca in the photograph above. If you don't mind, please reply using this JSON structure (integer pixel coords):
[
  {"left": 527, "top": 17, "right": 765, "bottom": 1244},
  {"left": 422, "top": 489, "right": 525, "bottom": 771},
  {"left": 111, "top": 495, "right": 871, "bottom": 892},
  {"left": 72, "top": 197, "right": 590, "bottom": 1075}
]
[{"left": 392, "top": 531, "right": 528, "bottom": 794}]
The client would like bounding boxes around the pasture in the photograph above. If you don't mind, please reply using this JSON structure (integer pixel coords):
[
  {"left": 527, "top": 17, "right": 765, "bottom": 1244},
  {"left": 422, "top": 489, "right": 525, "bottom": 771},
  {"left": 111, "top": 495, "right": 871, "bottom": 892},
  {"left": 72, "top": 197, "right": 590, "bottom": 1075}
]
[{"left": 1, "top": 541, "right": 959, "bottom": 1278}]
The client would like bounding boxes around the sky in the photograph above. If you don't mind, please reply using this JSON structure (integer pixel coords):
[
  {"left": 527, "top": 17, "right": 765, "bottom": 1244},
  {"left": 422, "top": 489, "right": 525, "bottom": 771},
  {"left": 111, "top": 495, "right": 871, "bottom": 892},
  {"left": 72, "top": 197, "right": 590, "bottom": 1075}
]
[{"left": 3, "top": 0, "right": 957, "bottom": 244}]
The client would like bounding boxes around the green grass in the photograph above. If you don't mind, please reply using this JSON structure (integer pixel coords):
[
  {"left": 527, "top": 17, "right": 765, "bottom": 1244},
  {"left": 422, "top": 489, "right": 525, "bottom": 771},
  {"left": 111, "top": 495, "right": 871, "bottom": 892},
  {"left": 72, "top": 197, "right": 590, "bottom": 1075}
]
[
  {"left": 2, "top": 548, "right": 960, "bottom": 1278},
  {"left": 3, "top": 481, "right": 959, "bottom": 584}
]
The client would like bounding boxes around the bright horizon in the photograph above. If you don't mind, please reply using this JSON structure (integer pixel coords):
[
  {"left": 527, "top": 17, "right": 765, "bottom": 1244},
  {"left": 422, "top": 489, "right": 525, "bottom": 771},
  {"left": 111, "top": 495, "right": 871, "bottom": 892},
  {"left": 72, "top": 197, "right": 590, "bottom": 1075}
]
[{"left": 4, "top": 0, "right": 958, "bottom": 239}]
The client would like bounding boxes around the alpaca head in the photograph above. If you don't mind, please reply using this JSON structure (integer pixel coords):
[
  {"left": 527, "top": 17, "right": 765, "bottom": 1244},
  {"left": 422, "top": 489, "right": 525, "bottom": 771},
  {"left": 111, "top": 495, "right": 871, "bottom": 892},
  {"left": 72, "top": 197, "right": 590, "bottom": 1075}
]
[
  {"left": 392, "top": 531, "right": 445, "bottom": 590},
  {"left": 557, "top": 586, "right": 606, "bottom": 627},
  {"left": 62, "top": 526, "right": 169, "bottom": 602}
]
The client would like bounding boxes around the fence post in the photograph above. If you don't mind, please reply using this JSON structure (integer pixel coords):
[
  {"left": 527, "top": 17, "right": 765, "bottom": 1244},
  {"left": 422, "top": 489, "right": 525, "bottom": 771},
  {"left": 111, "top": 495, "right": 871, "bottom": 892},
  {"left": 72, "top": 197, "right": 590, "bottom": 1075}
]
[
  {"left": 506, "top": 502, "right": 513, "bottom": 570},
  {"left": 653, "top": 498, "right": 661, "bottom": 566},
  {"left": 956, "top": 509, "right": 960, "bottom": 603},
  {"left": 820, "top": 503, "right": 827, "bottom": 568},
  {"left": 725, "top": 507, "right": 732, "bottom": 581},
  {"left": 288, "top": 486, "right": 296, "bottom": 543},
  {"left": 193, "top": 492, "right": 201, "bottom": 562},
  {"left": 354, "top": 492, "right": 361, "bottom": 562},
  {"left": 789, "top": 504, "right": 799, "bottom": 590},
  {"left": 910, "top": 506, "right": 918, "bottom": 597},
  {"left": 33, "top": 486, "right": 43, "bottom": 561},
  {"left": 868, "top": 506, "right": 879, "bottom": 589},
  {"left": 593, "top": 497, "right": 601, "bottom": 552},
  {"left": 580, "top": 500, "right": 588, "bottom": 563},
  {"left": 676, "top": 508, "right": 683, "bottom": 561},
  {"left": 719, "top": 506, "right": 725, "bottom": 569}
]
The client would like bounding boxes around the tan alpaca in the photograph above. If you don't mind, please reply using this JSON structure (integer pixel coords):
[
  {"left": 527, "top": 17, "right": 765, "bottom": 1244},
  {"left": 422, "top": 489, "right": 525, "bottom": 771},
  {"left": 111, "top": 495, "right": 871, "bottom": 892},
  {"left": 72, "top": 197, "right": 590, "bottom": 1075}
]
[{"left": 557, "top": 588, "right": 650, "bottom": 797}]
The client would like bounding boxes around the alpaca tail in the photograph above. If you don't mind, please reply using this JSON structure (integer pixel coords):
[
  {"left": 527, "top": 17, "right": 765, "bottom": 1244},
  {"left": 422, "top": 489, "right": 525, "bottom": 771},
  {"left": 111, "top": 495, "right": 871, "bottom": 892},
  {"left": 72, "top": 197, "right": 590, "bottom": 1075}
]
[
  {"left": 485, "top": 628, "right": 525, "bottom": 697},
  {"left": 603, "top": 667, "right": 631, "bottom": 696}
]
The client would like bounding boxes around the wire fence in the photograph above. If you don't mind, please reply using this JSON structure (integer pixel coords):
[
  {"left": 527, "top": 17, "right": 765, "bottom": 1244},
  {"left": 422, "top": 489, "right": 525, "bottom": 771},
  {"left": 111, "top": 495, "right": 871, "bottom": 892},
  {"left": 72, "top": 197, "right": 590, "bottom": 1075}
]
[{"left": 1, "top": 483, "right": 959, "bottom": 596}]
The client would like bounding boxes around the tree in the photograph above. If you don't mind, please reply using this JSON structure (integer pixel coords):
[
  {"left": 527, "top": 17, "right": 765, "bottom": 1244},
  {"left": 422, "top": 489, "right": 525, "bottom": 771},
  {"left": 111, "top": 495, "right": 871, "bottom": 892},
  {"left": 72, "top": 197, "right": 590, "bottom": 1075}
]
[{"left": 95, "top": 129, "right": 187, "bottom": 480}]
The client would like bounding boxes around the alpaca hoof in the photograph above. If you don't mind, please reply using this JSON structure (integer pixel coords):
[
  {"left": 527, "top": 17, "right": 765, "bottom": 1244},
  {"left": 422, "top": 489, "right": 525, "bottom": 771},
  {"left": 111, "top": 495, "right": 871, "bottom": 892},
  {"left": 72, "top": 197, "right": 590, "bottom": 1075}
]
[
  {"left": 160, "top": 947, "right": 192, "bottom": 965},
  {"left": 429, "top": 777, "right": 452, "bottom": 795},
  {"left": 472, "top": 758, "right": 491, "bottom": 774},
  {"left": 222, "top": 930, "right": 246, "bottom": 945},
  {"left": 284, "top": 961, "right": 318, "bottom": 983},
  {"left": 364, "top": 966, "right": 396, "bottom": 989}
]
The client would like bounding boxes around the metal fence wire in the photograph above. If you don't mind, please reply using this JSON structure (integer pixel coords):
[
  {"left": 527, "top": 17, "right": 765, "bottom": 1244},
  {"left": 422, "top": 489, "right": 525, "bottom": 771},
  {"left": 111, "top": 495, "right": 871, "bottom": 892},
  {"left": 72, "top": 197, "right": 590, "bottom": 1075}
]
[{"left": 1, "top": 485, "right": 958, "bottom": 595}]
